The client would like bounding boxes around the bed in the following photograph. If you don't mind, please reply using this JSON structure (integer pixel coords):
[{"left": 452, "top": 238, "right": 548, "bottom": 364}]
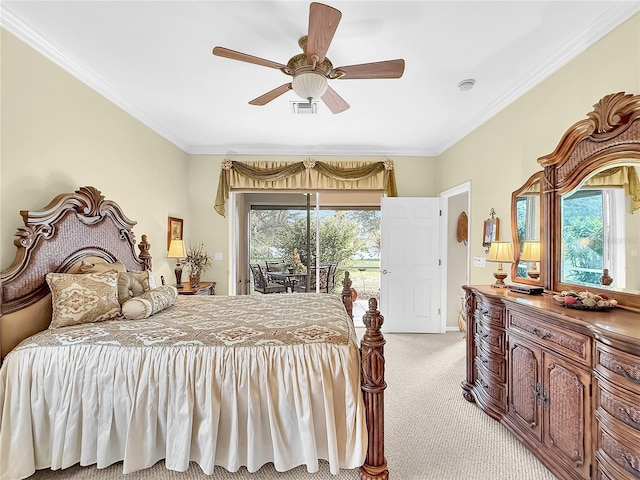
[{"left": 0, "top": 186, "right": 387, "bottom": 480}]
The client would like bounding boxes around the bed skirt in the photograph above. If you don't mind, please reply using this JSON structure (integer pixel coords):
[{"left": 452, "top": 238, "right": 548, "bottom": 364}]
[{"left": 0, "top": 340, "right": 366, "bottom": 480}]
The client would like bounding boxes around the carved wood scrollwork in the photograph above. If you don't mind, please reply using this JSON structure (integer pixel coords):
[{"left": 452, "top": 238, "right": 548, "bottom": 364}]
[
  {"left": 1, "top": 186, "right": 148, "bottom": 314},
  {"left": 537, "top": 92, "right": 640, "bottom": 310}
]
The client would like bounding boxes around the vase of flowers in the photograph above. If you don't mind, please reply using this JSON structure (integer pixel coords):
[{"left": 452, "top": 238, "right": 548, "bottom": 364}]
[{"left": 184, "top": 243, "right": 212, "bottom": 288}]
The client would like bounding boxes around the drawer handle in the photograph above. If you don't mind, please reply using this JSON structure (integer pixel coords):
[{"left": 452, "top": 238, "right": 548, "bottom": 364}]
[
  {"left": 619, "top": 406, "right": 640, "bottom": 429},
  {"left": 620, "top": 453, "right": 639, "bottom": 474},
  {"left": 532, "top": 327, "right": 552, "bottom": 340},
  {"left": 478, "top": 378, "right": 489, "bottom": 389},
  {"left": 616, "top": 365, "right": 640, "bottom": 385}
]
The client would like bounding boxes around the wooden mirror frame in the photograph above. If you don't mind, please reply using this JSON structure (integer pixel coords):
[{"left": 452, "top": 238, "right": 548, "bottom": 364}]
[
  {"left": 538, "top": 92, "right": 640, "bottom": 311},
  {"left": 510, "top": 171, "right": 544, "bottom": 286}
]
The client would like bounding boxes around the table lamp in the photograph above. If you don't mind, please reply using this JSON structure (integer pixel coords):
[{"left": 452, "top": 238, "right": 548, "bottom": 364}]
[
  {"left": 520, "top": 241, "right": 541, "bottom": 279},
  {"left": 167, "top": 239, "right": 186, "bottom": 288},
  {"left": 487, "top": 241, "right": 514, "bottom": 288}
]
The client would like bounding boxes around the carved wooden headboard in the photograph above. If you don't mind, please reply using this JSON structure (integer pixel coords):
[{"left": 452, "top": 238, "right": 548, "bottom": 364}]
[{"left": 0, "top": 186, "right": 151, "bottom": 359}]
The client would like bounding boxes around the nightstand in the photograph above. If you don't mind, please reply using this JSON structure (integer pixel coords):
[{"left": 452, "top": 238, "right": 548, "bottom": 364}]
[{"left": 177, "top": 281, "right": 215, "bottom": 295}]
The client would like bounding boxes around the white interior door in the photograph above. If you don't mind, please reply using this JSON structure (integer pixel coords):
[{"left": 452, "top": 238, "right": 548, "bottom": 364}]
[{"left": 380, "top": 197, "right": 441, "bottom": 333}]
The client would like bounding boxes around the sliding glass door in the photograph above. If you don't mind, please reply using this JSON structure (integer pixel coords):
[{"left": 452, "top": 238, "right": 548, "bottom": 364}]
[{"left": 237, "top": 191, "right": 382, "bottom": 296}]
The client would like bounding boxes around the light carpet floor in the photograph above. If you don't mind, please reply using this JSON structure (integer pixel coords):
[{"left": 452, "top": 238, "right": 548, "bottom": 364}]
[{"left": 28, "top": 330, "right": 556, "bottom": 480}]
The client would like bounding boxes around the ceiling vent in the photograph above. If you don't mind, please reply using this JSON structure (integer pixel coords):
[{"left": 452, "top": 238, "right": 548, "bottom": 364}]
[{"left": 290, "top": 100, "right": 319, "bottom": 115}]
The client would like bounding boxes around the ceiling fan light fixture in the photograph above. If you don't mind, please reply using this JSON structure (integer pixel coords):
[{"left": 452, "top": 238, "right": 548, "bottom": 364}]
[{"left": 292, "top": 71, "right": 328, "bottom": 101}]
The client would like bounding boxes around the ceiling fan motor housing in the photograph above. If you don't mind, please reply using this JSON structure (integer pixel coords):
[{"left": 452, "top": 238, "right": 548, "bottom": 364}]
[{"left": 287, "top": 40, "right": 333, "bottom": 101}]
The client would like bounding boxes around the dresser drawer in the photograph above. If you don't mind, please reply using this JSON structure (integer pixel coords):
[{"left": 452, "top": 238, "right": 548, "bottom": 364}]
[
  {"left": 506, "top": 309, "right": 591, "bottom": 365},
  {"left": 596, "top": 377, "right": 640, "bottom": 434},
  {"left": 474, "top": 297, "right": 505, "bottom": 328},
  {"left": 597, "top": 450, "right": 640, "bottom": 480},
  {"left": 596, "top": 343, "right": 640, "bottom": 395},
  {"left": 597, "top": 425, "right": 640, "bottom": 479},
  {"left": 474, "top": 358, "right": 507, "bottom": 409},
  {"left": 475, "top": 342, "right": 506, "bottom": 382},
  {"left": 474, "top": 319, "right": 506, "bottom": 355}
]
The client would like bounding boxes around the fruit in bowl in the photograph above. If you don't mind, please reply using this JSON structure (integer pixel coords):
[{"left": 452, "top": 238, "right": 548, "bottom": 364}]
[{"left": 552, "top": 290, "right": 617, "bottom": 309}]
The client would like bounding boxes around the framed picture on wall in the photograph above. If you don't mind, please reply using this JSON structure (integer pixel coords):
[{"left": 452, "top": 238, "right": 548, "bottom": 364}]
[
  {"left": 168, "top": 216, "right": 183, "bottom": 249},
  {"left": 482, "top": 218, "right": 499, "bottom": 247}
]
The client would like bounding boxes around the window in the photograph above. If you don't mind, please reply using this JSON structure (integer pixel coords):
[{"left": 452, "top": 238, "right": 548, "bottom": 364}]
[{"left": 560, "top": 188, "right": 625, "bottom": 288}]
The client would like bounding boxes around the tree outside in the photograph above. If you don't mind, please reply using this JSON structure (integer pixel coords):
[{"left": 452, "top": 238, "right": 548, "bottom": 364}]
[
  {"left": 561, "top": 191, "right": 604, "bottom": 286},
  {"left": 250, "top": 208, "right": 380, "bottom": 294}
]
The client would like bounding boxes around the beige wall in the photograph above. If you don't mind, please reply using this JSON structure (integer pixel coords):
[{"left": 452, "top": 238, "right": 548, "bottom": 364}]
[
  {"left": 437, "top": 12, "right": 640, "bottom": 286},
  {"left": 0, "top": 29, "right": 191, "bottom": 283}
]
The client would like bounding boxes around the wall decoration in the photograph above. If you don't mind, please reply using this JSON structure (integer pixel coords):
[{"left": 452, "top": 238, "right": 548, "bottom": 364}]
[
  {"left": 167, "top": 217, "right": 183, "bottom": 250},
  {"left": 482, "top": 208, "right": 499, "bottom": 253},
  {"left": 456, "top": 211, "right": 468, "bottom": 245}
]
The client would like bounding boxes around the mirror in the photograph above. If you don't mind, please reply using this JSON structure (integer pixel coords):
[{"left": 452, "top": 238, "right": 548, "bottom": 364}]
[
  {"left": 559, "top": 163, "right": 640, "bottom": 295},
  {"left": 537, "top": 92, "right": 640, "bottom": 310},
  {"left": 511, "top": 172, "right": 543, "bottom": 285}
]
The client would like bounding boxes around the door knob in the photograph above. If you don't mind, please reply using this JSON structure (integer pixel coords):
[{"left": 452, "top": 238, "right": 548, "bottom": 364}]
[{"left": 382, "top": 269, "right": 391, "bottom": 274}]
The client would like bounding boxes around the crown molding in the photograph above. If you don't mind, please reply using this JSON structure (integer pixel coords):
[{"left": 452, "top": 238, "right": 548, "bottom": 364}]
[
  {"left": 434, "top": 2, "right": 640, "bottom": 155},
  {"left": 186, "top": 144, "right": 439, "bottom": 157},
  {"left": 0, "top": 5, "right": 192, "bottom": 153}
]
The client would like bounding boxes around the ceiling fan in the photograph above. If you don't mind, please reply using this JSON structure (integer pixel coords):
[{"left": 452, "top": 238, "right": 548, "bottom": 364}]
[{"left": 212, "top": 2, "right": 405, "bottom": 114}]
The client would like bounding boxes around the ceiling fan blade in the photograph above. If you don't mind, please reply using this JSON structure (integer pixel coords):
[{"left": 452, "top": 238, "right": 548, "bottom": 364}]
[
  {"left": 249, "top": 83, "right": 292, "bottom": 106},
  {"left": 212, "top": 46, "right": 287, "bottom": 70},
  {"left": 321, "top": 86, "right": 350, "bottom": 114},
  {"left": 307, "top": 2, "right": 342, "bottom": 63},
  {"left": 334, "top": 59, "right": 405, "bottom": 79}
]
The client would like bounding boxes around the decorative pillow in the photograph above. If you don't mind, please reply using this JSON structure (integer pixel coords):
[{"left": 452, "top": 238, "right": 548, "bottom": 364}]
[
  {"left": 79, "top": 260, "right": 127, "bottom": 274},
  {"left": 117, "top": 271, "right": 150, "bottom": 305},
  {"left": 121, "top": 285, "right": 178, "bottom": 320},
  {"left": 46, "top": 271, "right": 121, "bottom": 328}
]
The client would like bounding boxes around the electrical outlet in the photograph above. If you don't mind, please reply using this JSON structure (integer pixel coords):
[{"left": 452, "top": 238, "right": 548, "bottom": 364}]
[
  {"left": 213, "top": 252, "right": 223, "bottom": 261},
  {"left": 473, "top": 256, "right": 486, "bottom": 267}
]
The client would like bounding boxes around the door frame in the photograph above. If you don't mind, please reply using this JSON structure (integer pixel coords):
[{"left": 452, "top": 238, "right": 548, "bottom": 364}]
[{"left": 439, "top": 181, "right": 471, "bottom": 331}]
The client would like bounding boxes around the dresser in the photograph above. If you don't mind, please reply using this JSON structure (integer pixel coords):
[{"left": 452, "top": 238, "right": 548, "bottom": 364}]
[{"left": 462, "top": 286, "right": 640, "bottom": 480}]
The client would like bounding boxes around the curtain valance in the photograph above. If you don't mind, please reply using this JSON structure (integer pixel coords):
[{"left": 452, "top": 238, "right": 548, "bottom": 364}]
[
  {"left": 214, "top": 159, "right": 398, "bottom": 216},
  {"left": 584, "top": 166, "right": 640, "bottom": 212}
]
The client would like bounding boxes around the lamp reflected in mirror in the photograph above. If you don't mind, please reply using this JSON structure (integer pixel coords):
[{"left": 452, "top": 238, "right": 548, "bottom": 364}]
[
  {"left": 520, "top": 241, "right": 541, "bottom": 279},
  {"left": 487, "top": 242, "right": 514, "bottom": 288}
]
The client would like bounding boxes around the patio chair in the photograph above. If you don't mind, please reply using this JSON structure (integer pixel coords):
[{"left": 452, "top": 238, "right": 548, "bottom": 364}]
[
  {"left": 249, "top": 263, "right": 286, "bottom": 294},
  {"left": 295, "top": 265, "right": 331, "bottom": 293},
  {"left": 327, "top": 262, "right": 338, "bottom": 293},
  {"left": 265, "top": 260, "right": 287, "bottom": 285}
]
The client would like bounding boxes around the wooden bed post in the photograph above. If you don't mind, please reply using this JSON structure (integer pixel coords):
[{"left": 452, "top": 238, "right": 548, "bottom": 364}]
[
  {"left": 341, "top": 272, "right": 388, "bottom": 479},
  {"left": 138, "top": 234, "right": 152, "bottom": 270},
  {"left": 341, "top": 271, "right": 354, "bottom": 319},
  {"left": 360, "top": 303, "right": 388, "bottom": 480}
]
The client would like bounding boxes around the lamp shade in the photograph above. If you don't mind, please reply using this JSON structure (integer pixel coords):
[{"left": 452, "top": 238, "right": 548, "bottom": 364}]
[
  {"left": 292, "top": 72, "right": 328, "bottom": 100},
  {"left": 520, "top": 241, "right": 541, "bottom": 262},
  {"left": 167, "top": 239, "right": 186, "bottom": 258},
  {"left": 487, "top": 242, "right": 514, "bottom": 264}
]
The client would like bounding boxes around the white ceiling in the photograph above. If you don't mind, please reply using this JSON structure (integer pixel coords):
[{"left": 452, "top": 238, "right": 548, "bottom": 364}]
[{"left": 2, "top": 1, "right": 639, "bottom": 157}]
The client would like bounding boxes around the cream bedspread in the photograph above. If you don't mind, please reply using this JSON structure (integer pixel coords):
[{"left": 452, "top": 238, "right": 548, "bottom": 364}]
[{"left": 0, "top": 294, "right": 366, "bottom": 480}]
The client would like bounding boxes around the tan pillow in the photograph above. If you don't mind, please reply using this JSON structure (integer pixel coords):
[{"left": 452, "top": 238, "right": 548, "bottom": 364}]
[
  {"left": 46, "top": 271, "right": 121, "bottom": 328},
  {"left": 117, "top": 272, "right": 144, "bottom": 305},
  {"left": 121, "top": 285, "right": 178, "bottom": 320},
  {"left": 79, "top": 260, "right": 127, "bottom": 274},
  {"left": 117, "top": 271, "right": 151, "bottom": 305}
]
